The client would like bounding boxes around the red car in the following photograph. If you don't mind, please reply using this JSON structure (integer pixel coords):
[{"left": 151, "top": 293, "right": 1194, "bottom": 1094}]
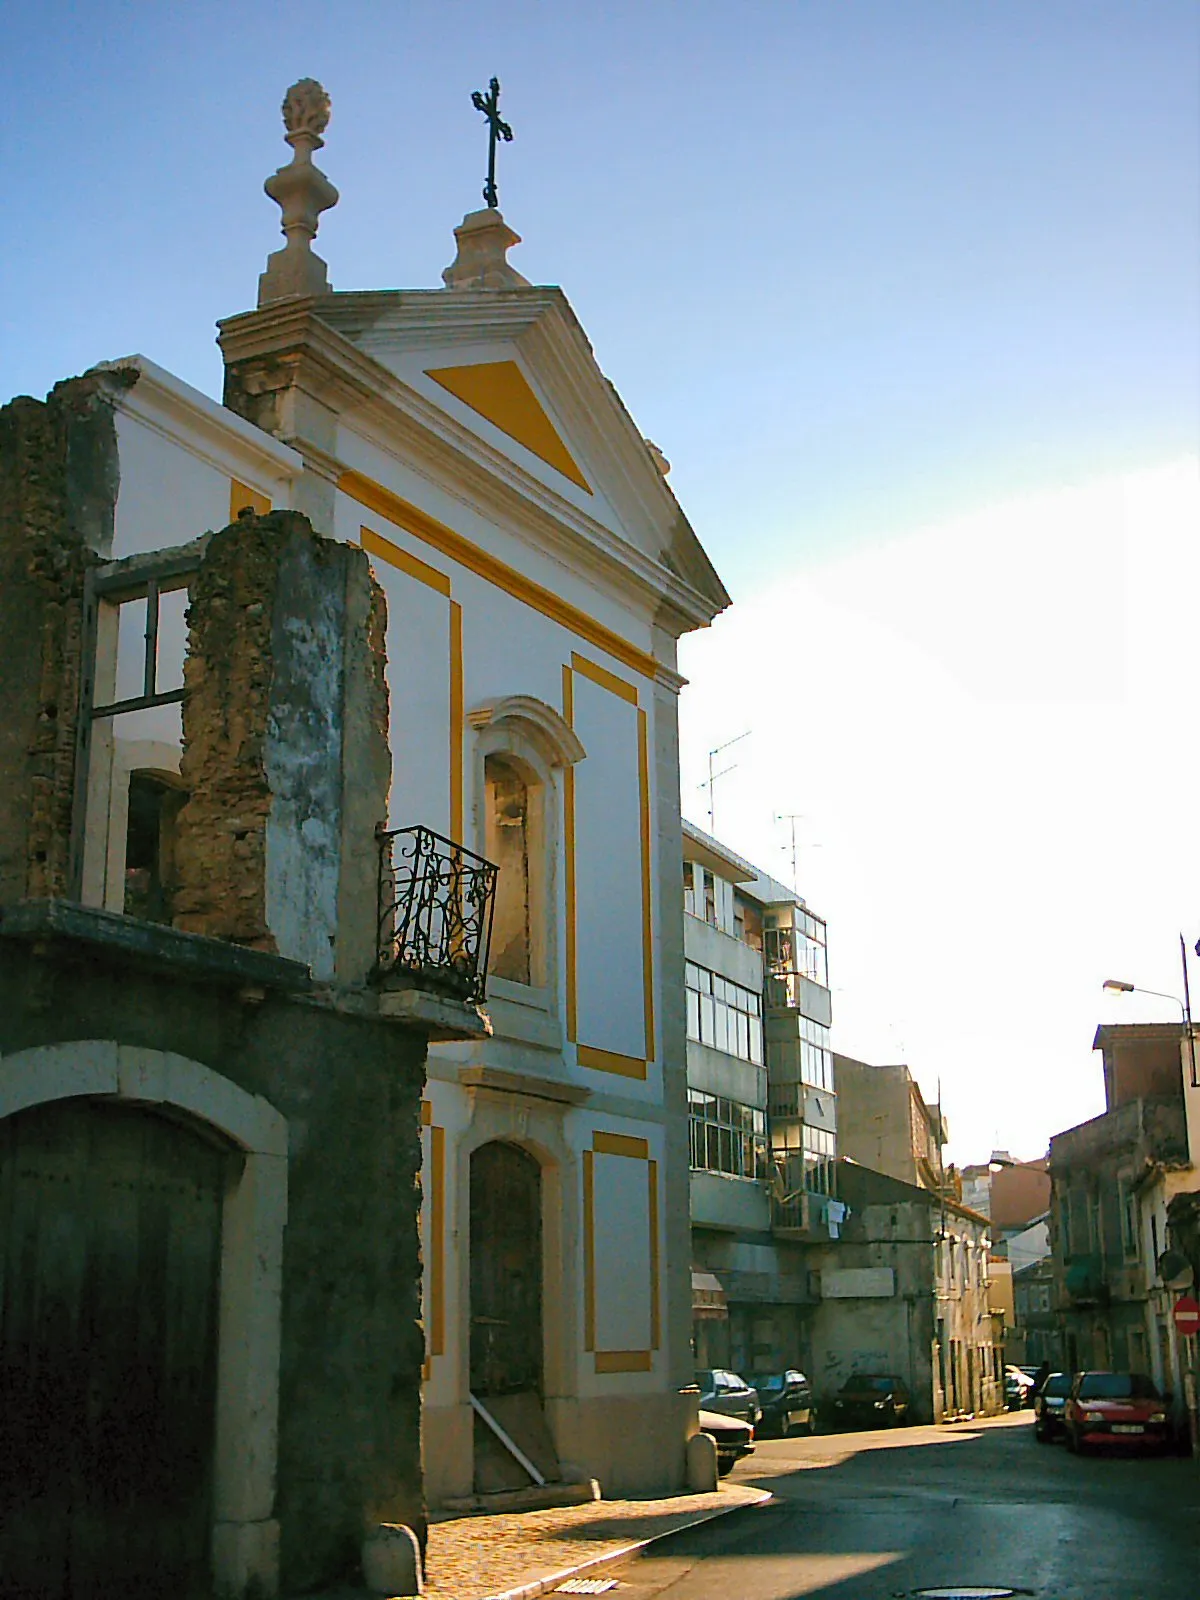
[{"left": 1064, "top": 1371, "right": 1171, "bottom": 1454}]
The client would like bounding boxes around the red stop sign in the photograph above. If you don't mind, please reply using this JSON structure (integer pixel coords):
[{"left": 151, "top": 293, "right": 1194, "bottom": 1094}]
[{"left": 1173, "top": 1295, "right": 1200, "bottom": 1337}]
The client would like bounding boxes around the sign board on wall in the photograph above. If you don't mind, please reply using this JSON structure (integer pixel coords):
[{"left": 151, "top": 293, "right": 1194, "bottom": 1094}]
[{"left": 821, "top": 1267, "right": 896, "bottom": 1300}]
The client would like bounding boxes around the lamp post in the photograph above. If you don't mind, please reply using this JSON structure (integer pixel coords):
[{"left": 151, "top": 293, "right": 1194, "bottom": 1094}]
[{"left": 1102, "top": 933, "right": 1198, "bottom": 1088}]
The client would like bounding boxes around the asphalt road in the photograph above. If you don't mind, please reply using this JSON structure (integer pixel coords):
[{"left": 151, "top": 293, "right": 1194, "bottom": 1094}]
[{"left": 607, "top": 1411, "right": 1199, "bottom": 1599}]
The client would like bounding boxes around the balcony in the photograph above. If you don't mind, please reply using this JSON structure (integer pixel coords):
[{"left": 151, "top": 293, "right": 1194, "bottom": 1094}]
[
  {"left": 374, "top": 825, "right": 498, "bottom": 1005},
  {"left": 764, "top": 969, "right": 833, "bottom": 1027}
]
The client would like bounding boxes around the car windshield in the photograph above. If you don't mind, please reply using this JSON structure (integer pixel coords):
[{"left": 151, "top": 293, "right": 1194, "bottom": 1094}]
[
  {"left": 756, "top": 1375, "right": 785, "bottom": 1391},
  {"left": 695, "top": 1371, "right": 714, "bottom": 1391},
  {"left": 869, "top": 1376, "right": 900, "bottom": 1391},
  {"left": 1077, "top": 1372, "right": 1159, "bottom": 1400},
  {"left": 842, "top": 1376, "right": 898, "bottom": 1392},
  {"left": 1043, "top": 1373, "right": 1070, "bottom": 1397}
]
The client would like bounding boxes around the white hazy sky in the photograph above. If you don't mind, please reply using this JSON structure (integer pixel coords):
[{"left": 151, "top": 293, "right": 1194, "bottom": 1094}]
[{"left": 680, "top": 457, "right": 1200, "bottom": 1164}]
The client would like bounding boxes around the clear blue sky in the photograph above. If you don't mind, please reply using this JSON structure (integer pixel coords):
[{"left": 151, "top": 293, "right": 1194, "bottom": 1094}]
[
  {"left": 4, "top": 2, "right": 1196, "bottom": 584},
  {"left": 5, "top": 3, "right": 1199, "bottom": 1158}
]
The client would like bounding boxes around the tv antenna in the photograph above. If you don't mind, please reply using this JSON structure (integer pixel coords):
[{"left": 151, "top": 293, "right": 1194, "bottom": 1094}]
[
  {"left": 774, "top": 811, "right": 821, "bottom": 893},
  {"left": 699, "top": 730, "right": 750, "bottom": 833}
]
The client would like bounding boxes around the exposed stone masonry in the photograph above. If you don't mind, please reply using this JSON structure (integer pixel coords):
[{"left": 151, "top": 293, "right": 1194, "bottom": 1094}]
[
  {"left": 173, "top": 509, "right": 389, "bottom": 973},
  {"left": 0, "top": 372, "right": 130, "bottom": 906}
]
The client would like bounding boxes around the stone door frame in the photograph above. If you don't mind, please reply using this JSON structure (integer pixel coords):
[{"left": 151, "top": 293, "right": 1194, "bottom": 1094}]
[{"left": 0, "top": 1040, "right": 287, "bottom": 1598}]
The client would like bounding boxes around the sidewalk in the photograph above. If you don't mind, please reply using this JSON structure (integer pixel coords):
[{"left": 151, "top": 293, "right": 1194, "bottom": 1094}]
[{"left": 421, "top": 1480, "right": 771, "bottom": 1600}]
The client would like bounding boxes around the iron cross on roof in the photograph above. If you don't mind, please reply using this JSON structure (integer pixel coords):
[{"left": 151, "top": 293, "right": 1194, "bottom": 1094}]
[{"left": 471, "top": 76, "right": 513, "bottom": 209}]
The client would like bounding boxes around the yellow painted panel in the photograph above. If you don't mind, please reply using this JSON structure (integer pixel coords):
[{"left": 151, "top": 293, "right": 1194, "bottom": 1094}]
[
  {"left": 577, "top": 1044, "right": 648, "bottom": 1081},
  {"left": 426, "top": 360, "right": 592, "bottom": 493},
  {"left": 339, "top": 469, "right": 659, "bottom": 681},
  {"left": 563, "top": 665, "right": 578, "bottom": 1044},
  {"left": 230, "top": 479, "right": 271, "bottom": 521},
  {"left": 595, "top": 1350, "right": 652, "bottom": 1374},
  {"left": 593, "top": 1131, "right": 649, "bottom": 1160},
  {"left": 638, "top": 707, "right": 655, "bottom": 1064},
  {"left": 362, "top": 525, "right": 451, "bottom": 595},
  {"left": 648, "top": 1159, "right": 660, "bottom": 1350},
  {"left": 430, "top": 1124, "right": 446, "bottom": 1357},
  {"left": 571, "top": 650, "right": 639, "bottom": 707},
  {"left": 583, "top": 1149, "right": 595, "bottom": 1352}
]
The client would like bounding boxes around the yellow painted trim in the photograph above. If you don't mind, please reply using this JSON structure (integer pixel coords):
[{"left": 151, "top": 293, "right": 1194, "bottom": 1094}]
[
  {"left": 361, "top": 522, "right": 462, "bottom": 843},
  {"left": 430, "top": 1124, "right": 446, "bottom": 1357},
  {"left": 595, "top": 1350, "right": 652, "bottom": 1374},
  {"left": 577, "top": 1044, "right": 648, "bottom": 1081},
  {"left": 562, "top": 665, "right": 578, "bottom": 1045},
  {"left": 420, "top": 1099, "right": 432, "bottom": 1126},
  {"left": 648, "top": 1159, "right": 660, "bottom": 1350},
  {"left": 362, "top": 524, "right": 452, "bottom": 596},
  {"left": 570, "top": 650, "right": 639, "bottom": 707},
  {"left": 425, "top": 359, "right": 593, "bottom": 493},
  {"left": 450, "top": 601, "right": 464, "bottom": 842},
  {"left": 637, "top": 707, "right": 655, "bottom": 1064},
  {"left": 583, "top": 1148, "right": 595, "bottom": 1352},
  {"left": 230, "top": 479, "right": 271, "bottom": 521},
  {"left": 594, "top": 1130, "right": 649, "bottom": 1160},
  {"left": 338, "top": 469, "right": 659, "bottom": 682}
]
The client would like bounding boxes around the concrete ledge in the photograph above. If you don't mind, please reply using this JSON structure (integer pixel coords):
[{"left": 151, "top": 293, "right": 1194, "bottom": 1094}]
[{"left": 0, "top": 898, "right": 311, "bottom": 991}]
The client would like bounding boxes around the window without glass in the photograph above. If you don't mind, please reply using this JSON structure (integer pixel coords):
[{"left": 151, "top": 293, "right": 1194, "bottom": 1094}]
[{"left": 123, "top": 772, "right": 185, "bottom": 924}]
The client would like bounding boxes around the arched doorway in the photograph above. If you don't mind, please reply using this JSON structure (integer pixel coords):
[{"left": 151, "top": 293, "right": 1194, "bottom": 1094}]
[
  {"left": 469, "top": 1141, "right": 543, "bottom": 1398},
  {"left": 0, "top": 1098, "right": 239, "bottom": 1600}
]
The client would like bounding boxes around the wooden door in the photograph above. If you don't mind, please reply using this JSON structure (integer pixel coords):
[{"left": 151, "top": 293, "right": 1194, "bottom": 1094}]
[
  {"left": 469, "top": 1141, "right": 542, "bottom": 1397},
  {"left": 0, "top": 1099, "right": 234, "bottom": 1600}
]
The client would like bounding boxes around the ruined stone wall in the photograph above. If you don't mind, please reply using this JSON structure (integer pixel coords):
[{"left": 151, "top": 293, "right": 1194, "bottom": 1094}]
[
  {"left": 0, "top": 930, "right": 428, "bottom": 1594},
  {"left": 0, "top": 373, "right": 129, "bottom": 906},
  {"left": 174, "top": 510, "right": 390, "bottom": 980}
]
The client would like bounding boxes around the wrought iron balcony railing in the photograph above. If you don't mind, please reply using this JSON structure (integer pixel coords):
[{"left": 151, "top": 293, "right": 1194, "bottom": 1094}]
[{"left": 375, "top": 825, "right": 498, "bottom": 1005}]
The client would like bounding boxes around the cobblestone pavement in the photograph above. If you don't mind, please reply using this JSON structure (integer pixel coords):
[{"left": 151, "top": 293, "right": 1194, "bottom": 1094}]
[{"left": 421, "top": 1481, "right": 771, "bottom": 1600}]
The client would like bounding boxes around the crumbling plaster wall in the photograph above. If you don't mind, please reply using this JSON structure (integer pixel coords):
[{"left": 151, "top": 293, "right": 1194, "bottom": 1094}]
[
  {"left": 0, "top": 372, "right": 130, "bottom": 906},
  {"left": 174, "top": 511, "right": 389, "bottom": 983}
]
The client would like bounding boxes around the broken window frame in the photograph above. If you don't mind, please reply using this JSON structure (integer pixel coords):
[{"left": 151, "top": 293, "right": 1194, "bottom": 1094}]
[{"left": 69, "top": 542, "right": 204, "bottom": 902}]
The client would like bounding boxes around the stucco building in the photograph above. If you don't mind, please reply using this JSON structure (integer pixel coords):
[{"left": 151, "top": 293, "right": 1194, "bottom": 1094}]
[
  {"left": 682, "top": 823, "right": 840, "bottom": 1378},
  {"left": 0, "top": 77, "right": 732, "bottom": 1592}
]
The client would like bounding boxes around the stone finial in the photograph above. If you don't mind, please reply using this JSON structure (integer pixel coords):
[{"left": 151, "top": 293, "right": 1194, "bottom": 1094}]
[
  {"left": 645, "top": 440, "right": 671, "bottom": 477},
  {"left": 442, "top": 208, "right": 530, "bottom": 291},
  {"left": 258, "top": 79, "right": 339, "bottom": 307}
]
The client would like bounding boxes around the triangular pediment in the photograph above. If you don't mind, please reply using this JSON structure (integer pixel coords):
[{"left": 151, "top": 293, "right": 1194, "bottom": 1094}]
[
  {"left": 303, "top": 287, "right": 731, "bottom": 625},
  {"left": 425, "top": 359, "right": 591, "bottom": 493}
]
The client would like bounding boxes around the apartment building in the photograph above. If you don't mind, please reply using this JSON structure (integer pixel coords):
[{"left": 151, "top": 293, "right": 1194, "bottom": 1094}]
[{"left": 683, "top": 822, "right": 840, "bottom": 1379}]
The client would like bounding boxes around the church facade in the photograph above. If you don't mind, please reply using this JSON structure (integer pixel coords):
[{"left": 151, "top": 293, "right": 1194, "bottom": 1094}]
[{"left": 0, "top": 74, "right": 731, "bottom": 1560}]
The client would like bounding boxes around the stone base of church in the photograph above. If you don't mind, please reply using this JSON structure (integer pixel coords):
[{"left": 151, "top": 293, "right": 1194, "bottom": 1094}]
[{"left": 423, "top": 1390, "right": 696, "bottom": 1509}]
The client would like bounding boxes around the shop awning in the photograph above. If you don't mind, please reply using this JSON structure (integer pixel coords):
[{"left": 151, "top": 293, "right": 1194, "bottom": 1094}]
[{"left": 691, "top": 1269, "right": 728, "bottom": 1319}]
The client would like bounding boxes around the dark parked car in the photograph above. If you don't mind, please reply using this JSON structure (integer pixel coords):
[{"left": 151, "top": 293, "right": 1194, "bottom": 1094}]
[
  {"left": 1033, "top": 1371, "right": 1071, "bottom": 1442},
  {"left": 695, "top": 1368, "right": 761, "bottom": 1427},
  {"left": 698, "top": 1408, "right": 755, "bottom": 1475},
  {"left": 753, "top": 1370, "right": 816, "bottom": 1437},
  {"left": 1064, "top": 1371, "right": 1171, "bottom": 1455},
  {"left": 830, "top": 1373, "right": 911, "bottom": 1428}
]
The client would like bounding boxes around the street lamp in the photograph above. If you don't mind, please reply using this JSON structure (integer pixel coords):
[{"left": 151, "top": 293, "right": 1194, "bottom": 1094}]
[{"left": 1102, "top": 935, "right": 1198, "bottom": 1088}]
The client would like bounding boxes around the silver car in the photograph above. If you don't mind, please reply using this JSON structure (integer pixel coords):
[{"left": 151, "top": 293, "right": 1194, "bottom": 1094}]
[{"left": 695, "top": 1368, "right": 761, "bottom": 1426}]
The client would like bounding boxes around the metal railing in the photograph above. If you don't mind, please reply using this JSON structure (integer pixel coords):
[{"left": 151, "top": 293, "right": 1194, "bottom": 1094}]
[{"left": 375, "top": 825, "right": 498, "bottom": 1005}]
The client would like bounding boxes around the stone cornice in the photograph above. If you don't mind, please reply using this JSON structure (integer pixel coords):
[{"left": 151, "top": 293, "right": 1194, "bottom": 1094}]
[{"left": 97, "top": 354, "right": 303, "bottom": 484}]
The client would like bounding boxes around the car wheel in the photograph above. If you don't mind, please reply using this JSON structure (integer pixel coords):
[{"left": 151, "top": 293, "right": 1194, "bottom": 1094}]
[
  {"left": 1035, "top": 1424, "right": 1049, "bottom": 1443},
  {"left": 716, "top": 1454, "right": 735, "bottom": 1477}
]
